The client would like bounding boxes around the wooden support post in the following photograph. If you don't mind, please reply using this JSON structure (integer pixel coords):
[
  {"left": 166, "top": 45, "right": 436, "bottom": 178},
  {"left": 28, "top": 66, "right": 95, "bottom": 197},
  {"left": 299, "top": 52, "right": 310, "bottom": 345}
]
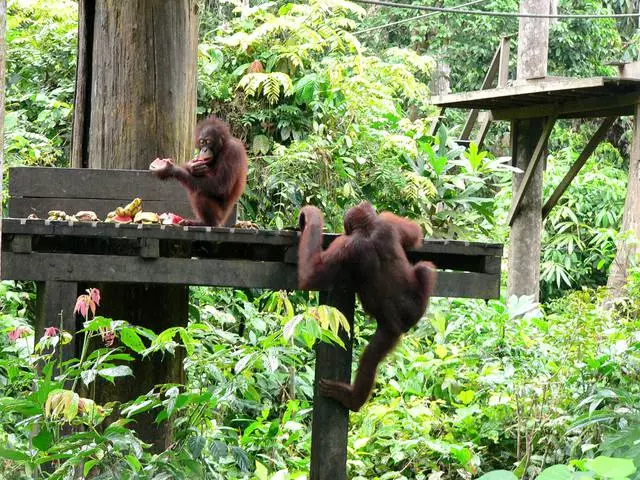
[
  {"left": 608, "top": 104, "right": 640, "bottom": 294},
  {"left": 310, "top": 288, "right": 355, "bottom": 480},
  {"left": 35, "top": 282, "right": 79, "bottom": 362},
  {"left": 506, "top": 115, "right": 556, "bottom": 226},
  {"left": 542, "top": 116, "right": 616, "bottom": 219},
  {"left": 507, "top": 0, "right": 550, "bottom": 301},
  {"left": 69, "top": 0, "right": 198, "bottom": 450}
]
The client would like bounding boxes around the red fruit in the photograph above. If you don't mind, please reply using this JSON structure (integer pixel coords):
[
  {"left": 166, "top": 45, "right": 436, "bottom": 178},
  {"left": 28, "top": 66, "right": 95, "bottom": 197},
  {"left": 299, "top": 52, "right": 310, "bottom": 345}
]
[{"left": 113, "top": 215, "right": 133, "bottom": 223}]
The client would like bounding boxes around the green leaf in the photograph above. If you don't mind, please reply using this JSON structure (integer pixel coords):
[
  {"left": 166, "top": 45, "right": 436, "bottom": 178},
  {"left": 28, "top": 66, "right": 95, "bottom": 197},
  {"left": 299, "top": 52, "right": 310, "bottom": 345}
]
[
  {"left": 81, "top": 369, "right": 97, "bottom": 386},
  {"left": 429, "top": 155, "right": 448, "bottom": 176},
  {"left": 33, "top": 428, "right": 53, "bottom": 451},
  {"left": 255, "top": 460, "right": 269, "bottom": 480},
  {"left": 0, "top": 447, "right": 30, "bottom": 462},
  {"left": 99, "top": 366, "right": 133, "bottom": 378},
  {"left": 253, "top": 134, "right": 271, "bottom": 155},
  {"left": 124, "top": 454, "right": 142, "bottom": 472},
  {"left": 477, "top": 471, "right": 518, "bottom": 480},
  {"left": 234, "top": 353, "right": 256, "bottom": 374},
  {"left": 537, "top": 465, "right": 572, "bottom": 480},
  {"left": 587, "top": 456, "right": 636, "bottom": 478},
  {"left": 188, "top": 435, "right": 206, "bottom": 459},
  {"left": 457, "top": 390, "right": 475, "bottom": 405},
  {"left": 210, "top": 440, "right": 228, "bottom": 461},
  {"left": 120, "top": 328, "right": 145, "bottom": 353},
  {"left": 232, "top": 446, "right": 250, "bottom": 472},
  {"left": 84, "top": 459, "right": 99, "bottom": 477}
]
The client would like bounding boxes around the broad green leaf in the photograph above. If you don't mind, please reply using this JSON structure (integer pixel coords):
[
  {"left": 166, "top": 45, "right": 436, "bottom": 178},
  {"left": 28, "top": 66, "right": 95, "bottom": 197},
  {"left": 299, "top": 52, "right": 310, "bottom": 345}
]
[
  {"left": 457, "top": 390, "right": 475, "bottom": 405},
  {"left": 234, "top": 353, "right": 256, "bottom": 374},
  {"left": 120, "top": 328, "right": 145, "bottom": 353},
  {"left": 0, "top": 447, "right": 30, "bottom": 462},
  {"left": 587, "top": 456, "right": 636, "bottom": 478},
  {"left": 537, "top": 465, "right": 572, "bottom": 480},
  {"left": 84, "top": 459, "right": 99, "bottom": 477},
  {"left": 124, "top": 454, "right": 142, "bottom": 472},
  {"left": 33, "top": 428, "right": 53, "bottom": 451},
  {"left": 435, "top": 344, "right": 448, "bottom": 359},
  {"left": 253, "top": 134, "right": 271, "bottom": 155},
  {"left": 477, "top": 471, "right": 518, "bottom": 480},
  {"left": 255, "top": 461, "right": 269, "bottom": 480},
  {"left": 99, "top": 366, "right": 133, "bottom": 378}
]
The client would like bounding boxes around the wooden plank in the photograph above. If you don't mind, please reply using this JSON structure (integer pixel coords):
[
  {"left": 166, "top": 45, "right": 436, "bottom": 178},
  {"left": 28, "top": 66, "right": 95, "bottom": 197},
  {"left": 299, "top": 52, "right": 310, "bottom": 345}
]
[
  {"left": 139, "top": 238, "right": 160, "bottom": 258},
  {"left": 542, "top": 116, "right": 616, "bottom": 219},
  {"left": 498, "top": 36, "right": 510, "bottom": 87},
  {"left": 507, "top": 115, "right": 557, "bottom": 226},
  {"left": 475, "top": 112, "right": 492, "bottom": 149},
  {"left": 432, "top": 76, "right": 609, "bottom": 107},
  {"left": 492, "top": 91, "right": 640, "bottom": 121},
  {"left": 1, "top": 219, "right": 505, "bottom": 257},
  {"left": 1, "top": 253, "right": 500, "bottom": 298},
  {"left": 9, "top": 235, "right": 31, "bottom": 253},
  {"left": 310, "top": 288, "right": 354, "bottom": 480},
  {"left": 8, "top": 197, "right": 194, "bottom": 219},
  {"left": 8, "top": 167, "right": 189, "bottom": 200},
  {"left": 429, "top": 107, "right": 445, "bottom": 137},
  {"left": 35, "top": 281, "right": 79, "bottom": 363},
  {"left": 460, "top": 38, "right": 504, "bottom": 140}
]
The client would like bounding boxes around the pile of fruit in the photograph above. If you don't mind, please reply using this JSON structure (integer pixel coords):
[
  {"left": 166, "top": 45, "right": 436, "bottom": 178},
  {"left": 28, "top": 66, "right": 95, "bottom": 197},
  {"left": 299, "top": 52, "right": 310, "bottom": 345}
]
[{"left": 38, "top": 198, "right": 185, "bottom": 225}]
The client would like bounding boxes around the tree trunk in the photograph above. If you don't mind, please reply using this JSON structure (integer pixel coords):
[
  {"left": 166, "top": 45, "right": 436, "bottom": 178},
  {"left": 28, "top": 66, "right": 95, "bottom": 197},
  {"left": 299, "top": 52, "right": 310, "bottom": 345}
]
[
  {"left": 72, "top": 0, "right": 198, "bottom": 169},
  {"left": 507, "top": 0, "right": 550, "bottom": 301},
  {"left": 70, "top": 0, "right": 198, "bottom": 450},
  {"left": 607, "top": 104, "right": 640, "bottom": 295}
]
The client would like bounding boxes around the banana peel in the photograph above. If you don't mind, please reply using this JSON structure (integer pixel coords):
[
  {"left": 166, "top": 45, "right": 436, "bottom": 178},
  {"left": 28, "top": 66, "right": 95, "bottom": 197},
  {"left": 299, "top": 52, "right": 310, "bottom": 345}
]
[{"left": 133, "top": 211, "right": 160, "bottom": 224}]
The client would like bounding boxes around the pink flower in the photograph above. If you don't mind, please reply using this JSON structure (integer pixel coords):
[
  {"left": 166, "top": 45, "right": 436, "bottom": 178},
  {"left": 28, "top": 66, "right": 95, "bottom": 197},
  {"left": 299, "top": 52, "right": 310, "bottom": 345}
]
[
  {"left": 74, "top": 295, "right": 90, "bottom": 318},
  {"left": 89, "top": 288, "right": 101, "bottom": 307},
  {"left": 43, "top": 327, "right": 59, "bottom": 337},
  {"left": 8, "top": 326, "right": 31, "bottom": 342},
  {"left": 74, "top": 288, "right": 101, "bottom": 319}
]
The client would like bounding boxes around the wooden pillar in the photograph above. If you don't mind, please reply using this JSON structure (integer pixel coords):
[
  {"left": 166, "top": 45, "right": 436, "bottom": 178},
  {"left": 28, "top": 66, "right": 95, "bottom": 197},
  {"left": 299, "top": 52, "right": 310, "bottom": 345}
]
[
  {"left": 607, "top": 103, "right": 640, "bottom": 293},
  {"left": 310, "top": 288, "right": 355, "bottom": 480},
  {"left": 69, "top": 0, "right": 198, "bottom": 450},
  {"left": 507, "top": 0, "right": 551, "bottom": 301}
]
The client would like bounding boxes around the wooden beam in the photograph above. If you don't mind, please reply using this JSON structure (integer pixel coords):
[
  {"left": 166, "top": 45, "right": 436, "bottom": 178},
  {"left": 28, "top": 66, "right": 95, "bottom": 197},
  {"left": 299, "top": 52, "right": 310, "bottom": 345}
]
[
  {"left": 1, "top": 252, "right": 501, "bottom": 299},
  {"left": 542, "top": 116, "right": 616, "bottom": 219},
  {"left": 432, "top": 76, "right": 610, "bottom": 107},
  {"left": 492, "top": 91, "right": 640, "bottom": 121},
  {"left": 507, "top": 115, "right": 557, "bottom": 226},
  {"left": 475, "top": 112, "right": 492, "bottom": 149},
  {"left": 2, "top": 219, "right": 504, "bottom": 257},
  {"left": 311, "top": 288, "right": 354, "bottom": 480},
  {"left": 498, "top": 36, "right": 511, "bottom": 87},
  {"left": 460, "top": 41, "right": 503, "bottom": 139}
]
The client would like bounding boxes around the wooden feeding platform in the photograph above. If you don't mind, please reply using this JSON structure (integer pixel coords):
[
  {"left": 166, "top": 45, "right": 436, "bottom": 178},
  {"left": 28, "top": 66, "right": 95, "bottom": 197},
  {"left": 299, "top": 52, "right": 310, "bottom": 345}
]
[
  {"left": 432, "top": 76, "right": 640, "bottom": 120},
  {"left": 2, "top": 167, "right": 503, "bottom": 299},
  {"left": 1, "top": 166, "right": 503, "bottom": 478},
  {"left": 432, "top": 76, "right": 640, "bottom": 226},
  {"left": 2, "top": 218, "right": 502, "bottom": 298}
]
